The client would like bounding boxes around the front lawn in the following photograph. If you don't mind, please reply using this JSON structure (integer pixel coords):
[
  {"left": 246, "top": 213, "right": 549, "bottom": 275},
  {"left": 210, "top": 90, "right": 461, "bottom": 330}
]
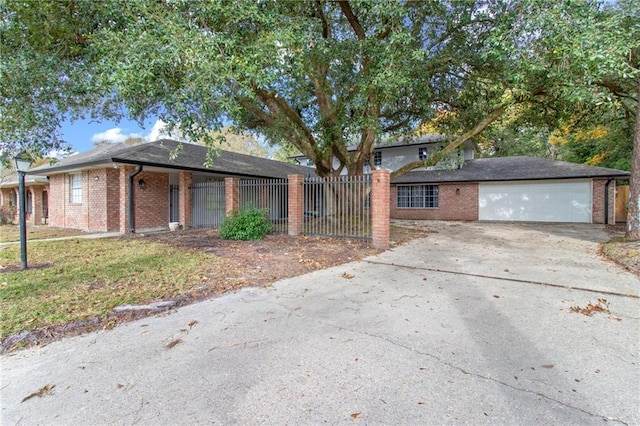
[{"left": 0, "top": 237, "right": 225, "bottom": 339}]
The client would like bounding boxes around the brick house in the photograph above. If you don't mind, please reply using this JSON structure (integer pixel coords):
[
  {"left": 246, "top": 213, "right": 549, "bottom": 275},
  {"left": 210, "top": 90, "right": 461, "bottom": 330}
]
[
  {"left": 392, "top": 156, "right": 629, "bottom": 224},
  {"left": 0, "top": 174, "right": 50, "bottom": 225},
  {"left": 292, "top": 136, "right": 630, "bottom": 224},
  {"left": 27, "top": 140, "right": 309, "bottom": 233}
]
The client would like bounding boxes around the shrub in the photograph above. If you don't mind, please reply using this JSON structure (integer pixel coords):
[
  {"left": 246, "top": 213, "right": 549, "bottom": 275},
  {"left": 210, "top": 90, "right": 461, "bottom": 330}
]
[
  {"left": 218, "top": 207, "right": 272, "bottom": 240},
  {"left": 0, "top": 205, "right": 16, "bottom": 225}
]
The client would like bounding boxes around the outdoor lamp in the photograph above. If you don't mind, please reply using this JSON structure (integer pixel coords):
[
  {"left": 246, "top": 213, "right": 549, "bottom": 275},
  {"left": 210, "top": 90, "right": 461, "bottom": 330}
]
[
  {"left": 14, "top": 151, "right": 33, "bottom": 269},
  {"left": 14, "top": 152, "right": 32, "bottom": 172}
]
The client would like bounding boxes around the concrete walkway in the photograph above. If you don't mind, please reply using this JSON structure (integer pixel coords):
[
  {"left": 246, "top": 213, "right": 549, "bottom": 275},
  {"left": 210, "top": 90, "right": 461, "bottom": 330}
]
[
  {"left": 0, "top": 232, "right": 122, "bottom": 246},
  {"left": 1, "top": 222, "right": 638, "bottom": 425}
]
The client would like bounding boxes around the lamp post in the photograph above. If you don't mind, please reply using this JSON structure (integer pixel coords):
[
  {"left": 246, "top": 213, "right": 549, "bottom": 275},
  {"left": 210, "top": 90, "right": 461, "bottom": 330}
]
[{"left": 14, "top": 151, "right": 33, "bottom": 269}]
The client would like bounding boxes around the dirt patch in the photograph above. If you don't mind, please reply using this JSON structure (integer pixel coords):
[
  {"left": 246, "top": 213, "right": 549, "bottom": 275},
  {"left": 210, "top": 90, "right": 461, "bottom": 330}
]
[{"left": 1, "top": 226, "right": 425, "bottom": 352}]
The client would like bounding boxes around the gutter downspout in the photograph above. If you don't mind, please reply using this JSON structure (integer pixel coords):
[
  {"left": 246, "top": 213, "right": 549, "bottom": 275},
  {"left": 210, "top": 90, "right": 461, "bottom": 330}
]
[
  {"left": 604, "top": 178, "right": 614, "bottom": 225},
  {"left": 129, "top": 165, "right": 143, "bottom": 233}
]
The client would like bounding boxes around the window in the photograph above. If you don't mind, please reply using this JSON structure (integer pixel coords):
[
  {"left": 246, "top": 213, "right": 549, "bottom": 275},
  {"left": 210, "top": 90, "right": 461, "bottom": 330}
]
[
  {"left": 419, "top": 147, "right": 428, "bottom": 161},
  {"left": 365, "top": 151, "right": 382, "bottom": 168},
  {"left": 69, "top": 173, "right": 82, "bottom": 203},
  {"left": 397, "top": 185, "right": 439, "bottom": 208}
]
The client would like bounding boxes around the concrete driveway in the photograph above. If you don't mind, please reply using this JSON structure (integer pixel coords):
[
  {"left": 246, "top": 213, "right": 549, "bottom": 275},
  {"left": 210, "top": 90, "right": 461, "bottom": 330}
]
[{"left": 2, "top": 221, "right": 638, "bottom": 425}]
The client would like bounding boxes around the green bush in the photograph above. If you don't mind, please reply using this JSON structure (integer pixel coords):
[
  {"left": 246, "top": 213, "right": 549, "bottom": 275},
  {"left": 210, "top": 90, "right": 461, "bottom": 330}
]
[
  {"left": 218, "top": 207, "right": 272, "bottom": 240},
  {"left": 0, "top": 205, "right": 16, "bottom": 225}
]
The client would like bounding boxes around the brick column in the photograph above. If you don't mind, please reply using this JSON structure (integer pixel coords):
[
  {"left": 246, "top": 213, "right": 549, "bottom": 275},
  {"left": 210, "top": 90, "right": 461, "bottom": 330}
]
[
  {"left": 288, "top": 174, "right": 304, "bottom": 236},
  {"left": 0, "top": 188, "right": 11, "bottom": 206},
  {"left": 225, "top": 177, "right": 240, "bottom": 216},
  {"left": 371, "top": 169, "right": 390, "bottom": 250},
  {"left": 118, "top": 166, "right": 130, "bottom": 233},
  {"left": 179, "top": 172, "right": 192, "bottom": 228},
  {"left": 31, "top": 187, "right": 43, "bottom": 225}
]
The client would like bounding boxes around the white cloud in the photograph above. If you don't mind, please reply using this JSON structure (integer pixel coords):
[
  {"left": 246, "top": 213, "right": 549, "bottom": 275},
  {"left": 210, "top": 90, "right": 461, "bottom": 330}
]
[
  {"left": 90, "top": 119, "right": 183, "bottom": 145},
  {"left": 91, "top": 128, "right": 143, "bottom": 144}
]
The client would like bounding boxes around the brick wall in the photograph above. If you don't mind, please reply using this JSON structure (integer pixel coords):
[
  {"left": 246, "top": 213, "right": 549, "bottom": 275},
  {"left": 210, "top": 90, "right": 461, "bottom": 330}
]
[
  {"left": 47, "top": 167, "right": 170, "bottom": 232},
  {"left": 390, "top": 182, "right": 478, "bottom": 221},
  {"left": 47, "top": 175, "right": 65, "bottom": 228},
  {"left": 133, "top": 171, "right": 170, "bottom": 230},
  {"left": 592, "top": 178, "right": 615, "bottom": 224}
]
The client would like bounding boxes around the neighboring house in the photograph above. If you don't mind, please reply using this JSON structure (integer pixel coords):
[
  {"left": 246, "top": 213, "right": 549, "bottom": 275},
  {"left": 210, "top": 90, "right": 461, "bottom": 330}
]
[
  {"left": 292, "top": 135, "right": 630, "bottom": 224},
  {"left": 26, "top": 140, "right": 310, "bottom": 233},
  {"left": 0, "top": 174, "right": 50, "bottom": 225}
]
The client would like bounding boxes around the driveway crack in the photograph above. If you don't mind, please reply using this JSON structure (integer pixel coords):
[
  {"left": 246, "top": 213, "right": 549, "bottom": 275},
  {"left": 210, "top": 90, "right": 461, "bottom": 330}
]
[{"left": 365, "top": 260, "right": 640, "bottom": 300}]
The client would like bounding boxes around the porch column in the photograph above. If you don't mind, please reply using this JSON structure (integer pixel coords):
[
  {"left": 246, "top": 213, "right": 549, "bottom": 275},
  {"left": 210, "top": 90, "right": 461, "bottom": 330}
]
[
  {"left": 31, "top": 186, "right": 43, "bottom": 225},
  {"left": 288, "top": 174, "right": 303, "bottom": 236},
  {"left": 118, "top": 166, "right": 130, "bottom": 234},
  {"left": 371, "top": 169, "right": 390, "bottom": 250},
  {"left": 179, "top": 172, "right": 192, "bottom": 228},
  {"left": 225, "top": 177, "right": 240, "bottom": 216}
]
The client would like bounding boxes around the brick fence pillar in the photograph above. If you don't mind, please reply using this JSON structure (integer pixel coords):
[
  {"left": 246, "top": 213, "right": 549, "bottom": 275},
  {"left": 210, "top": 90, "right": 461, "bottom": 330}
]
[
  {"left": 179, "top": 172, "right": 192, "bottom": 228},
  {"left": 225, "top": 177, "right": 240, "bottom": 216},
  {"left": 371, "top": 169, "right": 390, "bottom": 250},
  {"left": 288, "top": 174, "right": 304, "bottom": 236}
]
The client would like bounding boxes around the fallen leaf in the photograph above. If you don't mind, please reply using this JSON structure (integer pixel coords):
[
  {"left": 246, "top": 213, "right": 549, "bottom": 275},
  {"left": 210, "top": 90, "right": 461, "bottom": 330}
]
[
  {"left": 351, "top": 412, "right": 360, "bottom": 419},
  {"left": 342, "top": 272, "right": 355, "bottom": 279},
  {"left": 570, "top": 299, "right": 610, "bottom": 317},
  {"left": 493, "top": 295, "right": 500, "bottom": 298},
  {"left": 542, "top": 364, "right": 554, "bottom": 369},
  {"left": 166, "top": 338, "right": 183, "bottom": 349},
  {"left": 21, "top": 384, "right": 55, "bottom": 403},
  {"left": 188, "top": 320, "right": 198, "bottom": 329}
]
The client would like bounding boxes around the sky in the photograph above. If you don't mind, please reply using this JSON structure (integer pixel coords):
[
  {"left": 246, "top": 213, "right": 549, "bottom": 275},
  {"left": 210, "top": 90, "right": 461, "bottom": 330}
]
[{"left": 60, "top": 116, "right": 165, "bottom": 153}]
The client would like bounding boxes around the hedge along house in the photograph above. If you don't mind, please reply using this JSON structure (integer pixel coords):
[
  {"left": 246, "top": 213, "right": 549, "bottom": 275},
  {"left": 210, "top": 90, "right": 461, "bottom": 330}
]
[
  {"left": 391, "top": 156, "right": 630, "bottom": 224},
  {"left": 0, "top": 174, "right": 50, "bottom": 225},
  {"left": 27, "top": 139, "right": 310, "bottom": 233}
]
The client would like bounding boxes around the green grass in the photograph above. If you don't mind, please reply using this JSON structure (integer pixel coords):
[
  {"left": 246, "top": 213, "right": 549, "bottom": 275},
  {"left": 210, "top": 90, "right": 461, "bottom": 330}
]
[
  {"left": 0, "top": 225, "right": 87, "bottom": 243},
  {"left": 0, "top": 237, "right": 223, "bottom": 338}
]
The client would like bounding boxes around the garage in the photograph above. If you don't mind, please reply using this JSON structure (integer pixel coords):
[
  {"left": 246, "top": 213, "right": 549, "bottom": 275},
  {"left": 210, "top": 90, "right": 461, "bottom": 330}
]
[{"left": 479, "top": 180, "right": 592, "bottom": 223}]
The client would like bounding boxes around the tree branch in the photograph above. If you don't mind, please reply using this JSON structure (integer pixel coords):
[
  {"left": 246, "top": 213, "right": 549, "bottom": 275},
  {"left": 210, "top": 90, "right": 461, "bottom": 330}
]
[
  {"left": 338, "top": 1, "right": 365, "bottom": 40},
  {"left": 315, "top": 0, "right": 330, "bottom": 39}
]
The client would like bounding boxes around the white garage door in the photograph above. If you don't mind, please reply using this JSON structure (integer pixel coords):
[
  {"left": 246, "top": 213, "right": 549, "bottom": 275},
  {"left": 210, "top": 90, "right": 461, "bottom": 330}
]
[{"left": 479, "top": 180, "right": 592, "bottom": 223}]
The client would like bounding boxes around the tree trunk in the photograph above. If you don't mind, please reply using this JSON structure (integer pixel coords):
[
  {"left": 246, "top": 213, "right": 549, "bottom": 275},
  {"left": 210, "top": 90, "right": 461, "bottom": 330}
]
[{"left": 627, "top": 82, "right": 640, "bottom": 239}]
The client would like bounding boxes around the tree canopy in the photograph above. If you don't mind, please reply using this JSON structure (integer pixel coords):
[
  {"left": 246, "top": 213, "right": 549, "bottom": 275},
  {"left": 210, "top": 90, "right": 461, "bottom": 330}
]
[{"left": 1, "top": 0, "right": 638, "bottom": 179}]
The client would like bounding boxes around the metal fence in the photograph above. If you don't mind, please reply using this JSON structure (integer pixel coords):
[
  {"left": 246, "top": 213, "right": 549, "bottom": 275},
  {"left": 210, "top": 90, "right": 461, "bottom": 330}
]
[
  {"left": 169, "top": 184, "right": 180, "bottom": 222},
  {"left": 190, "top": 181, "right": 225, "bottom": 228},
  {"left": 238, "top": 178, "right": 288, "bottom": 234},
  {"left": 303, "top": 175, "right": 372, "bottom": 239}
]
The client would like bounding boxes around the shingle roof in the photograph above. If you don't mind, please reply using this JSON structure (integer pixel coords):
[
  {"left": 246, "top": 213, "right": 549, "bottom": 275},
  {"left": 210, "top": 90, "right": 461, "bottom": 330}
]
[
  {"left": 391, "top": 156, "right": 630, "bottom": 184},
  {"left": 0, "top": 174, "right": 49, "bottom": 188},
  {"left": 29, "top": 139, "right": 311, "bottom": 179}
]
